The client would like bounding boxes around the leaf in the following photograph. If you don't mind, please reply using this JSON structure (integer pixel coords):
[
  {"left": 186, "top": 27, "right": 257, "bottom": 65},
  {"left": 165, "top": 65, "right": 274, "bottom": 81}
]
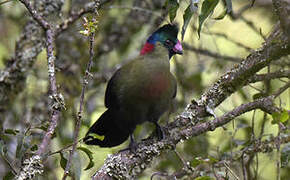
[
  {"left": 78, "top": 147, "right": 95, "bottom": 170},
  {"left": 280, "top": 109, "right": 289, "bottom": 123},
  {"left": 198, "top": 0, "right": 219, "bottom": 37},
  {"left": 167, "top": 0, "right": 179, "bottom": 22},
  {"left": 252, "top": 92, "right": 266, "bottom": 100},
  {"left": 60, "top": 152, "right": 68, "bottom": 170},
  {"left": 281, "top": 143, "right": 290, "bottom": 168},
  {"left": 4, "top": 129, "right": 20, "bottom": 135},
  {"left": 30, "top": 144, "right": 38, "bottom": 152},
  {"left": 181, "top": 1, "right": 198, "bottom": 40},
  {"left": 191, "top": 157, "right": 203, "bottom": 167},
  {"left": 15, "top": 135, "right": 24, "bottom": 158},
  {"left": 214, "top": 9, "right": 227, "bottom": 20},
  {"left": 214, "top": 0, "right": 232, "bottom": 20},
  {"left": 0, "top": 139, "right": 7, "bottom": 155},
  {"left": 271, "top": 109, "right": 289, "bottom": 124},
  {"left": 208, "top": 156, "right": 219, "bottom": 163}
]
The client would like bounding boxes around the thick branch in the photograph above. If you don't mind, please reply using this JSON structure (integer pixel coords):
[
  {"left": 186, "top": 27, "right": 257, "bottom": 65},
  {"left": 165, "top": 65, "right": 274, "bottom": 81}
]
[
  {"left": 180, "top": 97, "right": 279, "bottom": 139},
  {"left": 92, "top": 24, "right": 290, "bottom": 179}
]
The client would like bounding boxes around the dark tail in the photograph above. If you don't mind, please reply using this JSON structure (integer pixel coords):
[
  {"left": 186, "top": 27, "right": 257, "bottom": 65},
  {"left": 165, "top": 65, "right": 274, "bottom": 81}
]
[{"left": 83, "top": 109, "right": 130, "bottom": 147}]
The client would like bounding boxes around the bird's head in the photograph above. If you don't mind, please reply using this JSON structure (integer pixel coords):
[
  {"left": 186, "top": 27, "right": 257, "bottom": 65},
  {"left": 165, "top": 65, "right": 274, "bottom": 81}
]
[{"left": 140, "top": 24, "right": 183, "bottom": 59}]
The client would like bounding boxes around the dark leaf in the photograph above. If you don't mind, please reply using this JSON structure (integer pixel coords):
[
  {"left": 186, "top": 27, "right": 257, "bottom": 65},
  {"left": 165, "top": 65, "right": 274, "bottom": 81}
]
[
  {"left": 181, "top": 1, "right": 198, "bottom": 40},
  {"left": 30, "top": 144, "right": 38, "bottom": 152},
  {"left": 4, "top": 129, "right": 20, "bottom": 135},
  {"left": 214, "top": 0, "right": 232, "bottom": 20},
  {"left": 167, "top": 0, "right": 179, "bottom": 22},
  {"left": 60, "top": 152, "right": 68, "bottom": 170},
  {"left": 198, "top": 0, "right": 219, "bottom": 37},
  {"left": 78, "top": 147, "right": 95, "bottom": 170}
]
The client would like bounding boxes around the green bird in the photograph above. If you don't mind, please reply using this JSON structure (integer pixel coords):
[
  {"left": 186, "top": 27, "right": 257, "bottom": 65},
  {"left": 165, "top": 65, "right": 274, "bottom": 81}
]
[{"left": 84, "top": 24, "right": 183, "bottom": 151}]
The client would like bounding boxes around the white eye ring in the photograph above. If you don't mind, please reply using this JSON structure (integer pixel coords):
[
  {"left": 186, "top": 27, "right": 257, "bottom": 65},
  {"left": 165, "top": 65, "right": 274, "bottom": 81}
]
[{"left": 165, "top": 39, "right": 173, "bottom": 46}]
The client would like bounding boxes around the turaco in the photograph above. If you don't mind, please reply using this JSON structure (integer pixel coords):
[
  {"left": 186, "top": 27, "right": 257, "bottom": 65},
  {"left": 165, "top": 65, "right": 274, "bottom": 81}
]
[{"left": 84, "top": 24, "right": 183, "bottom": 151}]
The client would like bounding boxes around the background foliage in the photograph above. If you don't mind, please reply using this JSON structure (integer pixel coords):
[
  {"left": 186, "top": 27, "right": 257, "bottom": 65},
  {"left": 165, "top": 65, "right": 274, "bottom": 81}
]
[{"left": 0, "top": 0, "right": 289, "bottom": 179}]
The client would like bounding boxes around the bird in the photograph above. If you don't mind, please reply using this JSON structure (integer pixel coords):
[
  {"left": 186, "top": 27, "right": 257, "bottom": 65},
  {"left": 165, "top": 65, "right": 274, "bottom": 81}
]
[{"left": 83, "top": 24, "right": 183, "bottom": 151}]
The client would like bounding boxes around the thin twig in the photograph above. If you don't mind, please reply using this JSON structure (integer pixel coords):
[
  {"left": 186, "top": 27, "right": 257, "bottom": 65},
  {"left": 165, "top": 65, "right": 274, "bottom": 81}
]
[
  {"left": 19, "top": 0, "right": 50, "bottom": 30},
  {"left": 1, "top": 154, "right": 17, "bottom": 175},
  {"left": 62, "top": 3, "right": 99, "bottom": 179},
  {"left": 247, "top": 70, "right": 290, "bottom": 84},
  {"left": 223, "top": 162, "right": 240, "bottom": 180},
  {"left": 273, "top": 81, "right": 290, "bottom": 98},
  {"left": 183, "top": 43, "right": 242, "bottom": 62}
]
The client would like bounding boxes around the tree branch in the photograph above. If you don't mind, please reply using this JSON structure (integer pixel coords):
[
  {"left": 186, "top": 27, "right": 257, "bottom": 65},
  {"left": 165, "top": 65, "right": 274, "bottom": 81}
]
[
  {"left": 247, "top": 70, "right": 290, "bottom": 83},
  {"left": 183, "top": 43, "right": 242, "bottom": 62},
  {"left": 62, "top": 2, "right": 99, "bottom": 179},
  {"left": 272, "top": 0, "right": 290, "bottom": 40},
  {"left": 92, "top": 24, "right": 290, "bottom": 179}
]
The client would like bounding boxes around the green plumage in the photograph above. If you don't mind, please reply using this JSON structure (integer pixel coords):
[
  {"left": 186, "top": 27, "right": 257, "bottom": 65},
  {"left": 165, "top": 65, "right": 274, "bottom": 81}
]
[{"left": 84, "top": 24, "right": 182, "bottom": 150}]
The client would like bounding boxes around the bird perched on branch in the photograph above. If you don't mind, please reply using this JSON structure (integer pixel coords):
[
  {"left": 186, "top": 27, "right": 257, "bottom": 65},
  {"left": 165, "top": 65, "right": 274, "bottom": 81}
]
[{"left": 84, "top": 24, "right": 183, "bottom": 151}]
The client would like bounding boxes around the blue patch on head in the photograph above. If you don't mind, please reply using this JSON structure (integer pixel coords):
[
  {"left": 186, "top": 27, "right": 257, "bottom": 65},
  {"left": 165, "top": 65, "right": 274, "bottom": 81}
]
[{"left": 147, "top": 33, "right": 158, "bottom": 44}]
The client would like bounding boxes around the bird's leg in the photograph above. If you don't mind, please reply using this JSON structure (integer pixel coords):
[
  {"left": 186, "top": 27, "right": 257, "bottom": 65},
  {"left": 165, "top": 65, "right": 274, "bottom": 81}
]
[
  {"left": 154, "top": 122, "right": 164, "bottom": 140},
  {"left": 119, "top": 134, "right": 138, "bottom": 153},
  {"left": 129, "top": 134, "right": 138, "bottom": 152}
]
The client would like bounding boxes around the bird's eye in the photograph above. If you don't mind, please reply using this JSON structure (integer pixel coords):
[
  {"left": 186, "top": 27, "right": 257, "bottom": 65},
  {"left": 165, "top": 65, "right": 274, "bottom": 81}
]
[{"left": 165, "top": 39, "right": 174, "bottom": 46}]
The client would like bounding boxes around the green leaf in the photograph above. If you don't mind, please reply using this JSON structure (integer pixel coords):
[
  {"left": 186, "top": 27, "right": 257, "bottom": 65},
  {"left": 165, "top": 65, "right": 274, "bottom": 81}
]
[
  {"left": 30, "top": 144, "right": 38, "bottom": 152},
  {"left": 281, "top": 143, "right": 290, "bottom": 168},
  {"left": 272, "top": 110, "right": 289, "bottom": 124},
  {"left": 191, "top": 157, "right": 203, "bottom": 167},
  {"left": 78, "top": 147, "right": 95, "bottom": 170},
  {"left": 0, "top": 139, "right": 7, "bottom": 155},
  {"left": 214, "top": 9, "right": 227, "bottom": 20},
  {"left": 168, "top": 0, "right": 179, "bottom": 22},
  {"left": 198, "top": 0, "right": 219, "bottom": 37},
  {"left": 181, "top": 1, "right": 198, "bottom": 40},
  {"left": 60, "top": 152, "right": 68, "bottom": 170},
  {"left": 280, "top": 109, "right": 289, "bottom": 123},
  {"left": 208, "top": 156, "right": 218, "bottom": 163},
  {"left": 214, "top": 0, "right": 232, "bottom": 20},
  {"left": 195, "top": 176, "right": 214, "bottom": 180},
  {"left": 4, "top": 129, "right": 19, "bottom": 135}
]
